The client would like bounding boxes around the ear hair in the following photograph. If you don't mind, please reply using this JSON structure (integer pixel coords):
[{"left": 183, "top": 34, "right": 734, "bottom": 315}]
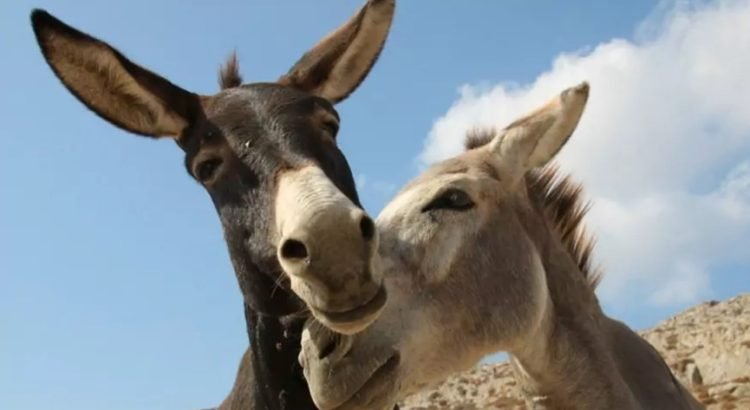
[
  {"left": 277, "top": 0, "right": 396, "bottom": 103},
  {"left": 31, "top": 9, "right": 201, "bottom": 138}
]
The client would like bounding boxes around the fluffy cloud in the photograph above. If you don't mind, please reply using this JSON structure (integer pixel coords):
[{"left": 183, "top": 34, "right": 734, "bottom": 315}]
[
  {"left": 355, "top": 173, "right": 368, "bottom": 191},
  {"left": 356, "top": 174, "right": 398, "bottom": 198},
  {"left": 420, "top": 0, "right": 750, "bottom": 307}
]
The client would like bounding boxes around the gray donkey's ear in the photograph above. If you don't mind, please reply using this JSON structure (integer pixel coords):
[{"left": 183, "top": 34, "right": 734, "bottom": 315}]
[
  {"left": 278, "top": 0, "right": 396, "bottom": 104},
  {"left": 488, "top": 82, "right": 590, "bottom": 173}
]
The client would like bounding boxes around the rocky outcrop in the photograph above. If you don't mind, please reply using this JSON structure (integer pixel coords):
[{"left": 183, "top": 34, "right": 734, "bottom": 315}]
[{"left": 401, "top": 294, "right": 750, "bottom": 409}]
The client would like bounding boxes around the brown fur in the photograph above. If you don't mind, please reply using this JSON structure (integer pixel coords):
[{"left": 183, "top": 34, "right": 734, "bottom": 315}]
[
  {"left": 464, "top": 126, "right": 496, "bottom": 150},
  {"left": 527, "top": 166, "right": 603, "bottom": 289},
  {"left": 219, "top": 51, "right": 243, "bottom": 89},
  {"left": 30, "top": 2, "right": 397, "bottom": 408}
]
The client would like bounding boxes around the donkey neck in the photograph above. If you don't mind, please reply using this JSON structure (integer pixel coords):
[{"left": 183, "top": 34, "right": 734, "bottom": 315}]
[
  {"left": 233, "top": 254, "right": 316, "bottom": 409},
  {"left": 509, "top": 223, "right": 640, "bottom": 409}
]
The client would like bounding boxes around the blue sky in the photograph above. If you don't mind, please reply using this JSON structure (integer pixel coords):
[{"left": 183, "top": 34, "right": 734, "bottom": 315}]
[{"left": 2, "top": 1, "right": 748, "bottom": 409}]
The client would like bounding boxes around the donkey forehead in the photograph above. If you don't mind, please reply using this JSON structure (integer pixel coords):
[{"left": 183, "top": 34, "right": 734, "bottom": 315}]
[
  {"left": 403, "top": 153, "right": 500, "bottom": 192},
  {"left": 205, "top": 83, "right": 338, "bottom": 122},
  {"left": 379, "top": 164, "right": 492, "bottom": 219},
  {"left": 183, "top": 84, "right": 339, "bottom": 154},
  {"left": 378, "top": 153, "right": 505, "bottom": 226}
]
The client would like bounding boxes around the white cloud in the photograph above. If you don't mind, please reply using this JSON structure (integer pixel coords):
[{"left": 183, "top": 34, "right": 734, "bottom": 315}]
[
  {"left": 371, "top": 180, "right": 397, "bottom": 196},
  {"left": 355, "top": 173, "right": 397, "bottom": 198},
  {"left": 420, "top": 0, "right": 750, "bottom": 307},
  {"left": 355, "top": 173, "right": 368, "bottom": 191}
]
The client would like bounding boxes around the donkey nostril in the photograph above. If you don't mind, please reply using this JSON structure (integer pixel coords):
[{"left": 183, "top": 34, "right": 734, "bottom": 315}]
[
  {"left": 280, "top": 239, "right": 308, "bottom": 260},
  {"left": 359, "top": 215, "right": 375, "bottom": 241}
]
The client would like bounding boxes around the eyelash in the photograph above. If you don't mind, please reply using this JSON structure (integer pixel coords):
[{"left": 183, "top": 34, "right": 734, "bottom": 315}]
[
  {"left": 421, "top": 188, "right": 475, "bottom": 213},
  {"left": 322, "top": 119, "right": 339, "bottom": 138},
  {"left": 195, "top": 158, "right": 222, "bottom": 182}
]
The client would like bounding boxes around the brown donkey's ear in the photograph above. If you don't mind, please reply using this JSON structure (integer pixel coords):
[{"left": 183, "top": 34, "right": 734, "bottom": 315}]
[
  {"left": 30, "top": 9, "right": 201, "bottom": 138},
  {"left": 277, "top": 0, "right": 395, "bottom": 104}
]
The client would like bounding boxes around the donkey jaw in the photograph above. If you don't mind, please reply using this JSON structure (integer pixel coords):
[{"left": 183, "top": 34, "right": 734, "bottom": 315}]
[
  {"left": 309, "top": 284, "right": 388, "bottom": 335},
  {"left": 309, "top": 350, "right": 401, "bottom": 410},
  {"left": 331, "top": 352, "right": 401, "bottom": 410}
]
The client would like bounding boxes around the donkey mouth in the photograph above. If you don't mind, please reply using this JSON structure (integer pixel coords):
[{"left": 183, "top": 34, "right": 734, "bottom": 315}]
[{"left": 314, "top": 284, "right": 387, "bottom": 326}]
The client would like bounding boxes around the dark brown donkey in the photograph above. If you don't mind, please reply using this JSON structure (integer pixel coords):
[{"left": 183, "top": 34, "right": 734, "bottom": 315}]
[{"left": 30, "top": 1, "right": 395, "bottom": 408}]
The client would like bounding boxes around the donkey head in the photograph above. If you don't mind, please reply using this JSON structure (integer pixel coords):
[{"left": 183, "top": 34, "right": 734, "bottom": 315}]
[
  {"left": 30, "top": 0, "right": 395, "bottom": 334},
  {"left": 299, "top": 83, "right": 591, "bottom": 410}
]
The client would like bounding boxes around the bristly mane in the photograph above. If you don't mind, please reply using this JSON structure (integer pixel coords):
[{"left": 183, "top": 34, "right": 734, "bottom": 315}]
[
  {"left": 219, "top": 51, "right": 243, "bottom": 89},
  {"left": 465, "top": 127, "right": 496, "bottom": 150},
  {"left": 465, "top": 128, "right": 603, "bottom": 289}
]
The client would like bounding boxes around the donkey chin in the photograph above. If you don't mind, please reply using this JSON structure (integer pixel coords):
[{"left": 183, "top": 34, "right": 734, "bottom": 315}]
[
  {"left": 337, "top": 350, "right": 401, "bottom": 410},
  {"left": 300, "top": 323, "right": 401, "bottom": 410}
]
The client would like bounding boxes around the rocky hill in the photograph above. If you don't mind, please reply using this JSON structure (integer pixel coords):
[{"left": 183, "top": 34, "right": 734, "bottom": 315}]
[{"left": 400, "top": 294, "right": 750, "bottom": 409}]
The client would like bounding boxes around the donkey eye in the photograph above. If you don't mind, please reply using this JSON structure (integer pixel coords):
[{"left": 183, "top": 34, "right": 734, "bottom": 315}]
[
  {"left": 322, "top": 120, "right": 339, "bottom": 138},
  {"left": 195, "top": 158, "right": 223, "bottom": 182},
  {"left": 422, "top": 188, "right": 475, "bottom": 213}
]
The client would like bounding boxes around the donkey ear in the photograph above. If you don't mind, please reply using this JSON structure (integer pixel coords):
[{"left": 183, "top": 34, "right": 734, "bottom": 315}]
[
  {"left": 489, "top": 82, "right": 590, "bottom": 172},
  {"left": 30, "top": 9, "right": 201, "bottom": 138},
  {"left": 277, "top": 0, "right": 395, "bottom": 104}
]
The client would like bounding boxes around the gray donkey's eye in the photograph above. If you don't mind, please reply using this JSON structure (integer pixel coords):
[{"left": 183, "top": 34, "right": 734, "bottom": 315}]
[{"left": 421, "top": 188, "right": 475, "bottom": 213}]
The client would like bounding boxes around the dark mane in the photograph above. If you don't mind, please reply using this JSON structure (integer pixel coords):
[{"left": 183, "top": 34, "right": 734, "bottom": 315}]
[
  {"left": 465, "top": 128, "right": 603, "bottom": 289},
  {"left": 219, "top": 51, "right": 243, "bottom": 89},
  {"left": 464, "top": 126, "right": 496, "bottom": 150},
  {"left": 527, "top": 166, "right": 603, "bottom": 289}
]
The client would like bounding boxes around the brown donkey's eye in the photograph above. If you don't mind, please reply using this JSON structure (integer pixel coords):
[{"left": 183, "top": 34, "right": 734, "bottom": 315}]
[
  {"left": 322, "top": 119, "right": 339, "bottom": 139},
  {"left": 195, "top": 158, "right": 223, "bottom": 183},
  {"left": 421, "top": 188, "right": 475, "bottom": 213}
]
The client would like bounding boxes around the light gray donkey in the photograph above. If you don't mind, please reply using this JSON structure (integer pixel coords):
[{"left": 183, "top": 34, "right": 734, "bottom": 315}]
[{"left": 300, "top": 83, "right": 704, "bottom": 410}]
